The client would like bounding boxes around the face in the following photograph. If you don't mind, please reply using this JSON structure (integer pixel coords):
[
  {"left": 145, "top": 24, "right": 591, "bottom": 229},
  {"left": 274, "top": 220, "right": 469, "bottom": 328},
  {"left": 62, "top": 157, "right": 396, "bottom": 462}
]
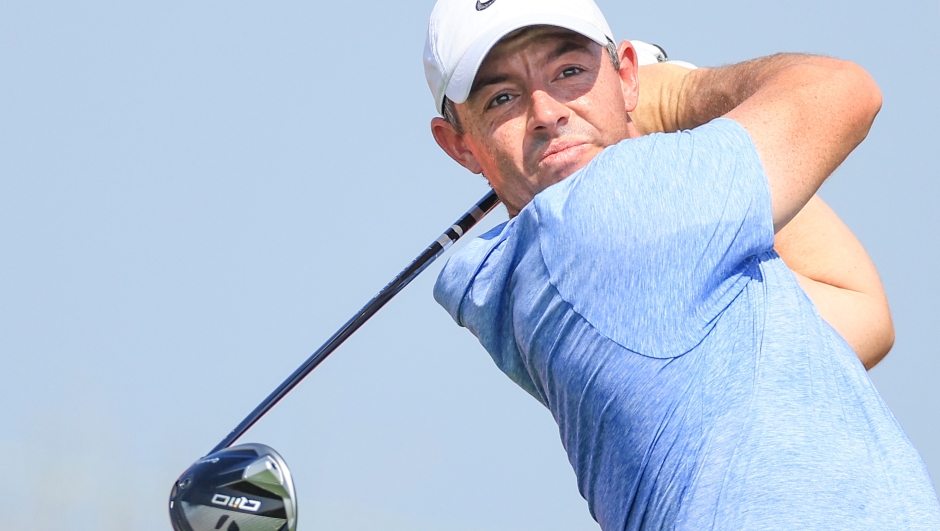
[{"left": 431, "top": 27, "right": 640, "bottom": 215}]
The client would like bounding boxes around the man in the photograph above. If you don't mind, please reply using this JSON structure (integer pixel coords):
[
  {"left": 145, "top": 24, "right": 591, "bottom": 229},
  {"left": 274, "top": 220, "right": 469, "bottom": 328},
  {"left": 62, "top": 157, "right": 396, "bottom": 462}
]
[{"left": 424, "top": 0, "right": 940, "bottom": 529}]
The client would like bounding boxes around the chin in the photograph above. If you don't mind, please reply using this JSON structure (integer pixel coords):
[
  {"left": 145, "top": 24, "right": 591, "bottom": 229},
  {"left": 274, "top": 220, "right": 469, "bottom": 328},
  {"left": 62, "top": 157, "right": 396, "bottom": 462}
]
[{"left": 549, "top": 157, "right": 593, "bottom": 184}]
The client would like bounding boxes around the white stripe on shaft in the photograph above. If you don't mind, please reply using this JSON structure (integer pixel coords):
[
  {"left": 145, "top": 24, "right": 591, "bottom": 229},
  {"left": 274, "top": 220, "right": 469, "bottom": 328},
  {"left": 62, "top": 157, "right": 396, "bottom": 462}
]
[{"left": 436, "top": 234, "right": 454, "bottom": 250}]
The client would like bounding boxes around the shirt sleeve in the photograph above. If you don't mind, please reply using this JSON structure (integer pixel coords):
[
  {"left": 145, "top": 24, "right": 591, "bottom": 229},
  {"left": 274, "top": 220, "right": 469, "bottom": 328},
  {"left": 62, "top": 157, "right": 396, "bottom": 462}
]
[
  {"left": 434, "top": 221, "right": 548, "bottom": 404},
  {"left": 532, "top": 118, "right": 774, "bottom": 357}
]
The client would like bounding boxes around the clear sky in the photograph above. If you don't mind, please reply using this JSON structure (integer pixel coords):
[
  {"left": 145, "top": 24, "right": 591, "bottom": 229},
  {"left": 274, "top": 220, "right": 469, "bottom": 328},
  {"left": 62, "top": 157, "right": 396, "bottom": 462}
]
[{"left": 1, "top": 0, "right": 937, "bottom": 529}]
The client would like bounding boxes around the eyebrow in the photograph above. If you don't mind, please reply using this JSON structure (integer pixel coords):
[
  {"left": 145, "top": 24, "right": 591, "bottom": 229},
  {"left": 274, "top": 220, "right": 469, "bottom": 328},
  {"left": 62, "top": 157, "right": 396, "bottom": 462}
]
[
  {"left": 470, "top": 74, "right": 510, "bottom": 96},
  {"left": 546, "top": 39, "right": 594, "bottom": 63}
]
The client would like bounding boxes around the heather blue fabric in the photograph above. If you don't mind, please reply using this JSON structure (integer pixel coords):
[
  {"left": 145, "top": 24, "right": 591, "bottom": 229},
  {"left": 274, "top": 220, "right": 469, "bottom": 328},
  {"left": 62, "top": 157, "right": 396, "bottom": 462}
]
[{"left": 434, "top": 119, "right": 940, "bottom": 530}]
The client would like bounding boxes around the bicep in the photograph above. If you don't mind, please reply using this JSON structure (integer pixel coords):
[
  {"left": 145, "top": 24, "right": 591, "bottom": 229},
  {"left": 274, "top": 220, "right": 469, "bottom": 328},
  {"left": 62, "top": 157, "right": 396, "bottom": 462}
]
[
  {"left": 775, "top": 196, "right": 894, "bottom": 369},
  {"left": 791, "top": 272, "right": 894, "bottom": 369}
]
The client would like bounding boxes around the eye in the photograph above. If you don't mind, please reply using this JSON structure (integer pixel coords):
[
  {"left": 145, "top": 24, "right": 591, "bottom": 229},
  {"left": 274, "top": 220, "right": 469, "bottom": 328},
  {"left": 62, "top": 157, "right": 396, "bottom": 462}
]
[
  {"left": 487, "top": 93, "right": 514, "bottom": 109},
  {"left": 558, "top": 66, "right": 583, "bottom": 79}
]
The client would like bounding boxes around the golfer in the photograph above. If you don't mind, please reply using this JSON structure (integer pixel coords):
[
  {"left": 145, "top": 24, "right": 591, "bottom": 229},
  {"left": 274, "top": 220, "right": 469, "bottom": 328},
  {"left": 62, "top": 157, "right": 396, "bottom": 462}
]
[{"left": 424, "top": 0, "right": 940, "bottom": 528}]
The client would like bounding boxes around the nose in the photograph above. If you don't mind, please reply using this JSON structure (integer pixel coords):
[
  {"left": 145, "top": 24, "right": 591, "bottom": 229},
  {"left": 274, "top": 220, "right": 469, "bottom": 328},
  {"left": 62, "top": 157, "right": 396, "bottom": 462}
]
[{"left": 528, "top": 90, "right": 569, "bottom": 134}]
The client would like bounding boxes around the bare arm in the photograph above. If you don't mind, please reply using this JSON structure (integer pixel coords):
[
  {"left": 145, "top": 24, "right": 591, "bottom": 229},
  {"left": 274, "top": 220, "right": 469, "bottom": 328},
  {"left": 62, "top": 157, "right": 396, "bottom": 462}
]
[
  {"left": 632, "top": 56, "right": 892, "bottom": 368},
  {"left": 631, "top": 53, "right": 882, "bottom": 231},
  {"left": 774, "top": 196, "right": 894, "bottom": 368}
]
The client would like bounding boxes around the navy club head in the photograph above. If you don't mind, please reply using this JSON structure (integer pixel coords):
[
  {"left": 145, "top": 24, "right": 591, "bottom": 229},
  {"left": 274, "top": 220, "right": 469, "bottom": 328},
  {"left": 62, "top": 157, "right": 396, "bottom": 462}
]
[{"left": 169, "top": 444, "right": 297, "bottom": 531}]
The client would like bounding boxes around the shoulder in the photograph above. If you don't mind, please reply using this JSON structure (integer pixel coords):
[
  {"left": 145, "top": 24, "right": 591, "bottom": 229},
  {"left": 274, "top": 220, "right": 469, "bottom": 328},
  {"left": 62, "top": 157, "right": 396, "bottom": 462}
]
[
  {"left": 533, "top": 119, "right": 761, "bottom": 225},
  {"left": 568, "top": 119, "right": 759, "bottom": 190},
  {"left": 525, "top": 118, "right": 772, "bottom": 357},
  {"left": 606, "top": 118, "right": 756, "bottom": 160}
]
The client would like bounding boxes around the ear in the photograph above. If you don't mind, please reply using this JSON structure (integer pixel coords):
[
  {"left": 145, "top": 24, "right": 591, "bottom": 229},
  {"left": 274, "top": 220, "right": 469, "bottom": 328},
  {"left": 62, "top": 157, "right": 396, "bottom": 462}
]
[
  {"left": 430, "top": 117, "right": 484, "bottom": 174},
  {"left": 616, "top": 40, "right": 640, "bottom": 113}
]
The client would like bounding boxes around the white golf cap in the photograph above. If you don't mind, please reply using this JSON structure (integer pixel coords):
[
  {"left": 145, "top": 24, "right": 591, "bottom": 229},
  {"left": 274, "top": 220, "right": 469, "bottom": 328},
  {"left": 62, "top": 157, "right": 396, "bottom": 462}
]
[{"left": 424, "top": 0, "right": 615, "bottom": 114}]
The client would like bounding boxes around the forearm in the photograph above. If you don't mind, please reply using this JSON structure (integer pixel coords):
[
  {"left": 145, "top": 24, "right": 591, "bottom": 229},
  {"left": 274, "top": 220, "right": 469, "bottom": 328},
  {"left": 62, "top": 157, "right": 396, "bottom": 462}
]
[
  {"left": 634, "top": 55, "right": 803, "bottom": 134},
  {"left": 635, "top": 54, "right": 855, "bottom": 134},
  {"left": 676, "top": 54, "right": 822, "bottom": 129},
  {"left": 774, "top": 196, "right": 894, "bottom": 368}
]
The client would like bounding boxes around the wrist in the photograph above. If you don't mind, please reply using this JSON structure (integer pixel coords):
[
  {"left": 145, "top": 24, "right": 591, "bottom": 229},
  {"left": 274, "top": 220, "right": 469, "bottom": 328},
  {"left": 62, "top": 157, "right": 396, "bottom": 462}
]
[{"left": 633, "top": 63, "right": 697, "bottom": 135}]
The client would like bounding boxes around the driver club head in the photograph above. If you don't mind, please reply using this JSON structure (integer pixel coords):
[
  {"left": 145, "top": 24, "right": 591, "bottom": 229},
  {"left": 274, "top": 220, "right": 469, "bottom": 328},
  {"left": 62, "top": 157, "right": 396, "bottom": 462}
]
[{"left": 169, "top": 443, "right": 297, "bottom": 531}]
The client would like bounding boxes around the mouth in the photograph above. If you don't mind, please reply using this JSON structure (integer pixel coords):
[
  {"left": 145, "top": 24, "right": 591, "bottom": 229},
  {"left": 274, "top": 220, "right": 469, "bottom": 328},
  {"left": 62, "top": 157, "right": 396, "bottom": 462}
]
[{"left": 538, "top": 139, "right": 591, "bottom": 168}]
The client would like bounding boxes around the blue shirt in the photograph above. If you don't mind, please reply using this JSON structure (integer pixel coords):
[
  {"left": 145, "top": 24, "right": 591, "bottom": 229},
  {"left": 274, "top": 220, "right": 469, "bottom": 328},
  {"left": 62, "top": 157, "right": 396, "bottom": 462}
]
[{"left": 434, "top": 119, "right": 940, "bottom": 530}]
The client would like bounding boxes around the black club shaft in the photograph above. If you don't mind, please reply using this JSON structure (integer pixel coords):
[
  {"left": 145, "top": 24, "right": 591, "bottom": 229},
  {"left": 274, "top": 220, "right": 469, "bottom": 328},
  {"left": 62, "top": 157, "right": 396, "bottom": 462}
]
[{"left": 210, "top": 190, "right": 501, "bottom": 455}]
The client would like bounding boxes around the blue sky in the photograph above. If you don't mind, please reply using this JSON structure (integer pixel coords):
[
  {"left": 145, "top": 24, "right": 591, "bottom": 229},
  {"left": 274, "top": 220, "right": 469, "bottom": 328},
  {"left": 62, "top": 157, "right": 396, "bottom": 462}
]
[{"left": 1, "top": 0, "right": 938, "bottom": 529}]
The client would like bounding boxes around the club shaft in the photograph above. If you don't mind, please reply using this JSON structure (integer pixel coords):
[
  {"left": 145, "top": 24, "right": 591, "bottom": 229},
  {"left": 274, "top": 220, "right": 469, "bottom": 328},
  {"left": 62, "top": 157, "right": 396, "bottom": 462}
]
[{"left": 210, "top": 190, "right": 501, "bottom": 454}]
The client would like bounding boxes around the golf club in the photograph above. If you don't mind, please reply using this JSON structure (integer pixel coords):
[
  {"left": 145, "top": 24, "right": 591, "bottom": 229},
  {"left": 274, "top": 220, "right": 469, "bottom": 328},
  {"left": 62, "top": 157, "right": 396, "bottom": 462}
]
[
  {"left": 170, "top": 189, "right": 502, "bottom": 531},
  {"left": 170, "top": 443, "right": 297, "bottom": 531}
]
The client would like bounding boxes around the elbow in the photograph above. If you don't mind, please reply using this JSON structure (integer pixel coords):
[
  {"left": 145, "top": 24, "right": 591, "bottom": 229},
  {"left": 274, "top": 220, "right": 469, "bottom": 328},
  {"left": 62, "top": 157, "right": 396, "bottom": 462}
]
[
  {"left": 881, "top": 322, "right": 896, "bottom": 360},
  {"left": 856, "top": 66, "right": 882, "bottom": 140},
  {"left": 838, "top": 60, "right": 883, "bottom": 143},
  {"left": 862, "top": 304, "right": 895, "bottom": 370},
  {"left": 867, "top": 76, "right": 883, "bottom": 124}
]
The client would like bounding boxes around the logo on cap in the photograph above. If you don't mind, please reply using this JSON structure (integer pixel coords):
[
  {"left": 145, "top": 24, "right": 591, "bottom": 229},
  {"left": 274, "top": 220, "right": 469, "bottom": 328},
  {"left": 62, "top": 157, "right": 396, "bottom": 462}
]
[{"left": 475, "top": 0, "right": 496, "bottom": 11}]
